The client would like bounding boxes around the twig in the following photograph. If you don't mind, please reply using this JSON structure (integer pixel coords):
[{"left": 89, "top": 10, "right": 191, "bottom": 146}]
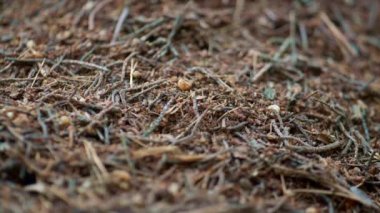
[
  {"left": 5, "top": 57, "right": 55, "bottom": 65},
  {"left": 291, "top": 188, "right": 362, "bottom": 201},
  {"left": 132, "top": 17, "right": 166, "bottom": 37},
  {"left": 361, "top": 110, "right": 370, "bottom": 143},
  {"left": 83, "top": 140, "right": 109, "bottom": 182},
  {"left": 320, "top": 12, "right": 358, "bottom": 57},
  {"left": 127, "top": 84, "right": 161, "bottom": 102},
  {"left": 233, "top": 0, "right": 245, "bottom": 26},
  {"left": 129, "top": 59, "right": 138, "bottom": 88},
  {"left": 284, "top": 138, "right": 344, "bottom": 153},
  {"left": 0, "top": 77, "right": 44, "bottom": 83},
  {"left": 271, "top": 120, "right": 344, "bottom": 153},
  {"left": 154, "top": 15, "right": 183, "bottom": 59},
  {"left": 110, "top": 6, "right": 129, "bottom": 44},
  {"left": 174, "top": 108, "right": 208, "bottom": 144},
  {"left": 108, "top": 79, "right": 166, "bottom": 104},
  {"left": 0, "top": 62, "right": 14, "bottom": 73},
  {"left": 143, "top": 97, "right": 174, "bottom": 137},
  {"left": 31, "top": 59, "right": 46, "bottom": 87},
  {"left": 191, "top": 92, "right": 200, "bottom": 118},
  {"left": 251, "top": 50, "right": 258, "bottom": 81},
  {"left": 119, "top": 131, "right": 136, "bottom": 174},
  {"left": 311, "top": 97, "right": 346, "bottom": 118},
  {"left": 339, "top": 122, "right": 358, "bottom": 157},
  {"left": 37, "top": 108, "right": 49, "bottom": 139},
  {"left": 4, "top": 122, "right": 25, "bottom": 142},
  {"left": 292, "top": 121, "right": 312, "bottom": 144},
  {"left": 79, "top": 104, "right": 116, "bottom": 135},
  {"left": 367, "top": 1, "right": 379, "bottom": 29},
  {"left": 365, "top": 151, "right": 376, "bottom": 172},
  {"left": 73, "top": 1, "right": 95, "bottom": 27},
  {"left": 251, "top": 38, "right": 291, "bottom": 83},
  {"left": 99, "top": 52, "right": 139, "bottom": 96},
  {"left": 5, "top": 57, "right": 110, "bottom": 72},
  {"left": 80, "top": 46, "right": 97, "bottom": 61},
  {"left": 272, "top": 164, "right": 377, "bottom": 208},
  {"left": 353, "top": 130, "right": 371, "bottom": 154},
  {"left": 61, "top": 59, "right": 109, "bottom": 72},
  {"left": 88, "top": 0, "right": 112, "bottom": 30},
  {"left": 299, "top": 22, "right": 309, "bottom": 50},
  {"left": 188, "top": 67, "right": 234, "bottom": 91},
  {"left": 226, "top": 121, "right": 248, "bottom": 131},
  {"left": 289, "top": 11, "right": 297, "bottom": 64}
]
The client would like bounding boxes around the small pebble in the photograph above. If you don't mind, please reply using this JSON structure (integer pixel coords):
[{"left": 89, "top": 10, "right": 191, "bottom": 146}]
[
  {"left": 177, "top": 78, "right": 192, "bottom": 91},
  {"left": 59, "top": 115, "right": 71, "bottom": 127},
  {"left": 305, "top": 207, "right": 319, "bottom": 213},
  {"left": 132, "top": 70, "right": 142, "bottom": 78},
  {"left": 267, "top": 104, "right": 280, "bottom": 113}
]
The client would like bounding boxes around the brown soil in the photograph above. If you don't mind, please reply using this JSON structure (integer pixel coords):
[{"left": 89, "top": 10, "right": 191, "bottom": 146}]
[{"left": 1, "top": 0, "right": 380, "bottom": 212}]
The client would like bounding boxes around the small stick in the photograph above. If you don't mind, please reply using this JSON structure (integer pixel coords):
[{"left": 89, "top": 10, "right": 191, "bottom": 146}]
[
  {"left": 154, "top": 15, "right": 183, "bottom": 59},
  {"left": 68, "top": 125, "right": 75, "bottom": 147},
  {"left": 78, "top": 104, "right": 116, "bottom": 135},
  {"left": 226, "top": 121, "right": 248, "bottom": 131},
  {"left": 61, "top": 59, "right": 109, "bottom": 72},
  {"left": 37, "top": 108, "right": 49, "bottom": 139},
  {"left": 148, "top": 93, "right": 164, "bottom": 110},
  {"left": 50, "top": 55, "right": 65, "bottom": 73},
  {"left": 191, "top": 92, "right": 200, "bottom": 118},
  {"left": 251, "top": 50, "right": 258, "bottom": 81},
  {"left": 0, "top": 77, "right": 43, "bottom": 83},
  {"left": 127, "top": 84, "right": 161, "bottom": 102},
  {"left": 320, "top": 12, "right": 358, "bottom": 57},
  {"left": 120, "top": 132, "right": 136, "bottom": 174},
  {"left": 217, "top": 107, "right": 241, "bottom": 122},
  {"left": 364, "top": 151, "right": 376, "bottom": 172},
  {"left": 100, "top": 53, "right": 140, "bottom": 96},
  {"left": 0, "top": 62, "right": 14, "bottom": 73},
  {"left": 284, "top": 138, "right": 344, "bottom": 153},
  {"left": 121, "top": 56, "right": 129, "bottom": 82},
  {"left": 188, "top": 67, "right": 234, "bottom": 91},
  {"left": 132, "top": 17, "right": 166, "bottom": 37},
  {"left": 31, "top": 59, "right": 45, "bottom": 87},
  {"left": 174, "top": 108, "right": 208, "bottom": 143},
  {"left": 80, "top": 46, "right": 97, "bottom": 61},
  {"left": 5, "top": 57, "right": 54, "bottom": 64},
  {"left": 299, "top": 22, "right": 309, "bottom": 50},
  {"left": 271, "top": 164, "right": 379, "bottom": 208},
  {"left": 251, "top": 38, "right": 291, "bottom": 83},
  {"left": 143, "top": 97, "right": 174, "bottom": 137},
  {"left": 292, "top": 121, "right": 312, "bottom": 144},
  {"left": 88, "top": 0, "right": 112, "bottom": 30},
  {"left": 110, "top": 7, "right": 129, "bottom": 44},
  {"left": 289, "top": 11, "right": 297, "bottom": 64},
  {"left": 271, "top": 121, "right": 344, "bottom": 153},
  {"left": 5, "top": 57, "right": 110, "bottom": 72},
  {"left": 73, "top": 1, "right": 95, "bottom": 26},
  {"left": 102, "top": 79, "right": 166, "bottom": 97},
  {"left": 233, "top": 0, "right": 245, "bottom": 26},
  {"left": 5, "top": 122, "right": 25, "bottom": 142},
  {"left": 311, "top": 98, "right": 346, "bottom": 118},
  {"left": 290, "top": 188, "right": 361, "bottom": 202},
  {"left": 339, "top": 122, "right": 358, "bottom": 156},
  {"left": 83, "top": 140, "right": 109, "bottom": 182},
  {"left": 353, "top": 130, "right": 371, "bottom": 154},
  {"left": 361, "top": 111, "right": 370, "bottom": 143},
  {"left": 367, "top": 1, "right": 379, "bottom": 29},
  {"left": 129, "top": 59, "right": 138, "bottom": 88}
]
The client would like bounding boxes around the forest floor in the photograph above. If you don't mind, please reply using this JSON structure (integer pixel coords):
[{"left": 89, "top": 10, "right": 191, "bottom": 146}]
[{"left": 1, "top": 0, "right": 380, "bottom": 212}]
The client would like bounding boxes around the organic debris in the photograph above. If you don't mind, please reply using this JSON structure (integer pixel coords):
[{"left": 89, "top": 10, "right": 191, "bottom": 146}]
[{"left": 1, "top": 0, "right": 380, "bottom": 212}]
